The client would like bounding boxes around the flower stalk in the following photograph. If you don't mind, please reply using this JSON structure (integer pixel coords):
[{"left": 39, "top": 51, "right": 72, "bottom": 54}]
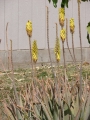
[
  {"left": 70, "top": 18, "right": 76, "bottom": 64},
  {"left": 46, "top": 7, "right": 55, "bottom": 78},
  {"left": 78, "top": 0, "right": 83, "bottom": 103},
  {"left": 59, "top": 7, "right": 66, "bottom": 81},
  {"left": 26, "top": 20, "right": 34, "bottom": 78},
  {"left": 66, "top": 18, "right": 74, "bottom": 63},
  {"left": 32, "top": 40, "right": 38, "bottom": 77}
]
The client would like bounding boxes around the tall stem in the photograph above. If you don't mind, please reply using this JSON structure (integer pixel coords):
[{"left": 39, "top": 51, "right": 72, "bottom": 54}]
[
  {"left": 66, "top": 18, "right": 74, "bottom": 63},
  {"left": 55, "top": 23, "right": 60, "bottom": 76},
  {"left": 55, "top": 23, "right": 58, "bottom": 39},
  {"left": 78, "top": 0, "right": 83, "bottom": 100},
  {"left": 61, "top": 23, "right": 66, "bottom": 82},
  {"left": 62, "top": 41, "right": 66, "bottom": 69},
  {"left": 6, "top": 23, "right": 10, "bottom": 70},
  {"left": 46, "top": 7, "right": 54, "bottom": 76},
  {"left": 10, "top": 40, "right": 22, "bottom": 119},
  {"left": 72, "top": 33, "right": 76, "bottom": 64},
  {"left": 29, "top": 37, "right": 34, "bottom": 79},
  {"left": 47, "top": 7, "right": 56, "bottom": 99},
  {"left": 62, "top": 41, "right": 67, "bottom": 83},
  {"left": 10, "top": 40, "right": 18, "bottom": 100}
]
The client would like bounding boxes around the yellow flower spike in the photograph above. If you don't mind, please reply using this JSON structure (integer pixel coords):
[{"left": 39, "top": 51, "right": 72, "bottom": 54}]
[
  {"left": 32, "top": 53, "right": 37, "bottom": 62},
  {"left": 32, "top": 40, "right": 38, "bottom": 63},
  {"left": 56, "top": 53, "right": 60, "bottom": 62},
  {"left": 59, "top": 8, "right": 65, "bottom": 27},
  {"left": 70, "top": 18, "right": 75, "bottom": 33},
  {"left": 26, "top": 20, "right": 32, "bottom": 37},
  {"left": 54, "top": 38, "right": 60, "bottom": 62},
  {"left": 60, "top": 29, "right": 66, "bottom": 42},
  {"left": 59, "top": 8, "right": 65, "bottom": 14}
]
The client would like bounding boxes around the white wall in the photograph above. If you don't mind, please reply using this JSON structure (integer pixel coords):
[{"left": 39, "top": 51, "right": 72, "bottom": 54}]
[{"left": 0, "top": 0, "right": 90, "bottom": 50}]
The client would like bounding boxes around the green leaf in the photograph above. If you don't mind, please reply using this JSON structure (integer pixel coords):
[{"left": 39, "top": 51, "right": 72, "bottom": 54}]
[
  {"left": 87, "top": 22, "right": 90, "bottom": 27},
  {"left": 87, "top": 33, "right": 90, "bottom": 44},
  {"left": 87, "top": 22, "right": 90, "bottom": 34},
  {"left": 64, "top": 108, "right": 72, "bottom": 116},
  {"left": 61, "top": 0, "right": 65, "bottom": 8},
  {"left": 52, "top": 0, "right": 58, "bottom": 8},
  {"left": 65, "top": 0, "right": 68, "bottom": 7},
  {"left": 64, "top": 102, "right": 74, "bottom": 120},
  {"left": 84, "top": 94, "right": 90, "bottom": 120},
  {"left": 48, "top": 0, "right": 51, "bottom": 3},
  {"left": 61, "top": 0, "right": 69, "bottom": 8},
  {"left": 86, "top": 22, "right": 90, "bottom": 44},
  {"left": 81, "top": 0, "right": 88, "bottom": 2},
  {"left": 37, "top": 97, "right": 53, "bottom": 120},
  {"left": 71, "top": 92, "right": 79, "bottom": 117}
]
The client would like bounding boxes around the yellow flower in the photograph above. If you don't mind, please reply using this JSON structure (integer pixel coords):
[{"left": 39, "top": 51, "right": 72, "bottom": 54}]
[
  {"left": 54, "top": 38, "right": 60, "bottom": 62},
  {"left": 59, "top": 8, "right": 65, "bottom": 27},
  {"left": 26, "top": 20, "right": 32, "bottom": 37},
  {"left": 70, "top": 18, "right": 75, "bottom": 33},
  {"left": 56, "top": 53, "right": 60, "bottom": 62},
  {"left": 32, "top": 53, "right": 37, "bottom": 62},
  {"left": 59, "top": 8, "right": 65, "bottom": 14},
  {"left": 60, "top": 29, "right": 66, "bottom": 41},
  {"left": 32, "top": 40, "right": 38, "bottom": 63}
]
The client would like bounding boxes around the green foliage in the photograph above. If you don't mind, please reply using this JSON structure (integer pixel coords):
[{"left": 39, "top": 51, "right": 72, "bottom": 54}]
[
  {"left": 48, "top": 0, "right": 69, "bottom": 8},
  {"left": 61, "top": 0, "right": 69, "bottom": 8},
  {"left": 48, "top": 0, "right": 58, "bottom": 8},
  {"left": 87, "top": 22, "right": 90, "bottom": 44},
  {"left": 82, "top": 0, "right": 90, "bottom": 1},
  {"left": 48, "top": 0, "right": 90, "bottom": 8},
  {"left": 87, "top": 22, "right": 90, "bottom": 34}
]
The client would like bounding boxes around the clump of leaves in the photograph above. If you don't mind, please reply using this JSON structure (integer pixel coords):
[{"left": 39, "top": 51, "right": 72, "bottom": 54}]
[{"left": 2, "top": 77, "right": 90, "bottom": 120}]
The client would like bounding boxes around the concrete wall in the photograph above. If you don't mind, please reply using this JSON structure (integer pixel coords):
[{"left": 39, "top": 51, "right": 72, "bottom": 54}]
[
  {"left": 0, "top": 0, "right": 90, "bottom": 50},
  {"left": 0, "top": 0, "right": 90, "bottom": 69},
  {"left": 0, "top": 48, "right": 90, "bottom": 70}
]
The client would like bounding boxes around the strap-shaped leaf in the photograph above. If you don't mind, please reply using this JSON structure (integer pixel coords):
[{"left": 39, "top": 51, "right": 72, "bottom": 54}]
[
  {"left": 87, "top": 22, "right": 90, "bottom": 34},
  {"left": 87, "top": 33, "right": 90, "bottom": 44},
  {"left": 61, "top": 0, "right": 69, "bottom": 8},
  {"left": 48, "top": 0, "right": 51, "bottom": 3}
]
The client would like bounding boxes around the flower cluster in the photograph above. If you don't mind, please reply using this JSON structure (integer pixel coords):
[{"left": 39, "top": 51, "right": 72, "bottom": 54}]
[
  {"left": 59, "top": 8, "right": 65, "bottom": 27},
  {"left": 70, "top": 18, "right": 75, "bottom": 33},
  {"left": 54, "top": 39, "right": 60, "bottom": 62},
  {"left": 60, "top": 29, "right": 66, "bottom": 41},
  {"left": 32, "top": 40, "right": 38, "bottom": 63},
  {"left": 26, "top": 20, "right": 32, "bottom": 37}
]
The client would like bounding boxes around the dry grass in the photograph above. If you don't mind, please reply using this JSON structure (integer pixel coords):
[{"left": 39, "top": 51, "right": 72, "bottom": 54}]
[
  {"left": 0, "top": 63, "right": 90, "bottom": 119},
  {"left": 0, "top": 63, "right": 90, "bottom": 101}
]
